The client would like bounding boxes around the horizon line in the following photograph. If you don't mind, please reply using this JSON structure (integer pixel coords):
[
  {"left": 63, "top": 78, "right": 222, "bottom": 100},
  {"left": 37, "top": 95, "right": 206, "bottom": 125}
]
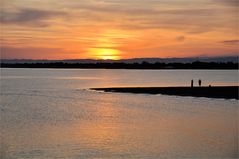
[{"left": 1, "top": 55, "right": 238, "bottom": 61}]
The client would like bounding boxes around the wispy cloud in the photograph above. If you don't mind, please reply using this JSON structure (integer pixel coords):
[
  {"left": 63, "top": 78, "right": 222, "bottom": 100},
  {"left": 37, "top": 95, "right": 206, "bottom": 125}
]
[
  {"left": 175, "top": 36, "right": 185, "bottom": 42},
  {"left": 0, "top": 46, "right": 65, "bottom": 59},
  {"left": 216, "top": 0, "right": 239, "bottom": 6},
  {"left": 1, "top": 8, "right": 66, "bottom": 26},
  {"left": 221, "top": 40, "right": 239, "bottom": 45}
]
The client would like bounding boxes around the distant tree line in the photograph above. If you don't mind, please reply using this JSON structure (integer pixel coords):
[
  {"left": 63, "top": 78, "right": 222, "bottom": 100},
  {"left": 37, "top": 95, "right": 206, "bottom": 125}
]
[{"left": 0, "top": 61, "right": 238, "bottom": 69}]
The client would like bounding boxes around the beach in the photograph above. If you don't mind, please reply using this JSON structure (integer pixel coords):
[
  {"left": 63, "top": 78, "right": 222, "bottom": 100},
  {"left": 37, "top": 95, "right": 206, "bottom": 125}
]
[{"left": 92, "top": 86, "right": 239, "bottom": 99}]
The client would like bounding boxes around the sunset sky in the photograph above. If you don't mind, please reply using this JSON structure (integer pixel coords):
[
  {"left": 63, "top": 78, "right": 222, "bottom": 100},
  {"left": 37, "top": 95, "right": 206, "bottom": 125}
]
[{"left": 1, "top": 0, "right": 238, "bottom": 60}]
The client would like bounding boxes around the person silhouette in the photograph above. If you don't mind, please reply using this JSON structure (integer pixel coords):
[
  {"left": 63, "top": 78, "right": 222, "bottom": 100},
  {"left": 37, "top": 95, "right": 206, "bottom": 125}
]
[
  {"left": 198, "top": 79, "right": 202, "bottom": 87},
  {"left": 191, "top": 79, "right": 194, "bottom": 87}
]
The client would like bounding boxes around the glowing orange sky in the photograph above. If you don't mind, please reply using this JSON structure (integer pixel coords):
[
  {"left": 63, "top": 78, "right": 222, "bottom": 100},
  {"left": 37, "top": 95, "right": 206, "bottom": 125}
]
[{"left": 1, "top": 0, "right": 238, "bottom": 59}]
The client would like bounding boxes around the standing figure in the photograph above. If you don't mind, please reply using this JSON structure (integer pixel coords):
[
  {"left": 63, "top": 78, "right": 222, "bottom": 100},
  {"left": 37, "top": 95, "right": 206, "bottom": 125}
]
[
  {"left": 191, "top": 79, "right": 194, "bottom": 87},
  {"left": 198, "top": 79, "right": 202, "bottom": 87}
]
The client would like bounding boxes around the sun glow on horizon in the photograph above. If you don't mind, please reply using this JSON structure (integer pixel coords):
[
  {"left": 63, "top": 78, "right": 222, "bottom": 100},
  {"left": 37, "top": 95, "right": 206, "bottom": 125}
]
[
  {"left": 88, "top": 48, "right": 122, "bottom": 60},
  {"left": 86, "top": 29, "right": 129, "bottom": 60}
]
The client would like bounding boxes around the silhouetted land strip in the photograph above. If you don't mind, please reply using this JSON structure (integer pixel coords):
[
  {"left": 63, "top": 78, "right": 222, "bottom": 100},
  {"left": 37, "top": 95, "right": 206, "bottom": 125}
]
[
  {"left": 92, "top": 86, "right": 239, "bottom": 99},
  {"left": 1, "top": 61, "right": 238, "bottom": 69}
]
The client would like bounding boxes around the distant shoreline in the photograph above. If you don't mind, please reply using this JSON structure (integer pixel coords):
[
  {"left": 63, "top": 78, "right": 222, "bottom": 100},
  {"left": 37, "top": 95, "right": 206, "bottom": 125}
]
[
  {"left": 91, "top": 86, "right": 239, "bottom": 99},
  {"left": 1, "top": 61, "right": 238, "bottom": 69}
]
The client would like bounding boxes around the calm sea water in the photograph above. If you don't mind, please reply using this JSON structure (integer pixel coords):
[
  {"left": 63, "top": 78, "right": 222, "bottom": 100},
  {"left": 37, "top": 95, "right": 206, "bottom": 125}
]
[{"left": 1, "top": 68, "right": 238, "bottom": 159}]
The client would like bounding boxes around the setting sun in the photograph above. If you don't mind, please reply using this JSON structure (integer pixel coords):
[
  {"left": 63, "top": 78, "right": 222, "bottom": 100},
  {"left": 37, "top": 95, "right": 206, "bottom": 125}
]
[{"left": 88, "top": 48, "right": 122, "bottom": 60}]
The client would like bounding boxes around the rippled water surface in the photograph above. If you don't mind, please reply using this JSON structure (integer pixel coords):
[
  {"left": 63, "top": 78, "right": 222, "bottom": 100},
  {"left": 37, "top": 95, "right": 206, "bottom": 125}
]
[{"left": 1, "top": 68, "right": 238, "bottom": 159}]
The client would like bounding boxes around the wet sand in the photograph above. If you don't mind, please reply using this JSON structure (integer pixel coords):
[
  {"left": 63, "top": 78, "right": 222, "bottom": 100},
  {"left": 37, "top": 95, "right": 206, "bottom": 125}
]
[{"left": 92, "top": 86, "right": 239, "bottom": 99}]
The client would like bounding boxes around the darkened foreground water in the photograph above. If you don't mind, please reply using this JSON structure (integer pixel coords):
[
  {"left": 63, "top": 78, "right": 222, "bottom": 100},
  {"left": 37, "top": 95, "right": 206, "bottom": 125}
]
[{"left": 1, "top": 68, "right": 238, "bottom": 159}]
